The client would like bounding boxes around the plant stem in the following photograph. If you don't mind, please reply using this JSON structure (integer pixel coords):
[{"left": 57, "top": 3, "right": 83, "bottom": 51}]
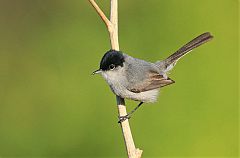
[{"left": 88, "top": 0, "right": 143, "bottom": 157}]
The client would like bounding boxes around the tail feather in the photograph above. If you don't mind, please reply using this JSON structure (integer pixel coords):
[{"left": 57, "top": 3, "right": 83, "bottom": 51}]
[
  {"left": 156, "top": 32, "right": 213, "bottom": 72},
  {"left": 165, "top": 32, "right": 213, "bottom": 66}
]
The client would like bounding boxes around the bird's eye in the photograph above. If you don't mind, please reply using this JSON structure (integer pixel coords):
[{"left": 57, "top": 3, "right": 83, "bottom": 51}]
[{"left": 109, "top": 64, "right": 115, "bottom": 70}]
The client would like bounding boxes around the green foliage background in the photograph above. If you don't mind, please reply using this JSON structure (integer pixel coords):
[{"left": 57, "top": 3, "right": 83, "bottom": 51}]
[{"left": 0, "top": 0, "right": 238, "bottom": 157}]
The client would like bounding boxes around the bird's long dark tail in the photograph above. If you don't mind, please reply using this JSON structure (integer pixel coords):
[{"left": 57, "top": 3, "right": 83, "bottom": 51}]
[{"left": 157, "top": 32, "right": 213, "bottom": 71}]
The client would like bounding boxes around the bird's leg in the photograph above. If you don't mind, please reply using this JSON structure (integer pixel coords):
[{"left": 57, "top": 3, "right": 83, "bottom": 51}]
[{"left": 118, "top": 102, "right": 144, "bottom": 123}]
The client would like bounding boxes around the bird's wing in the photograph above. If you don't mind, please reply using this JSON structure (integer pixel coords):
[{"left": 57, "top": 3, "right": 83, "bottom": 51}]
[{"left": 127, "top": 71, "right": 175, "bottom": 93}]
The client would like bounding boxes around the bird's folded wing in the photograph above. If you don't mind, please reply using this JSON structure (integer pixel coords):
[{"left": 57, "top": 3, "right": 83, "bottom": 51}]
[{"left": 127, "top": 72, "right": 175, "bottom": 93}]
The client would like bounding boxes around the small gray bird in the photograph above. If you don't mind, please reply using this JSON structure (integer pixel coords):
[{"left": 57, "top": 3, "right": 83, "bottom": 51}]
[{"left": 93, "top": 32, "right": 213, "bottom": 122}]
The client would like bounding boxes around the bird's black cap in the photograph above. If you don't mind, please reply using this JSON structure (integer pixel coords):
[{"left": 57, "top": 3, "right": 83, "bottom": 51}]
[{"left": 100, "top": 50, "right": 125, "bottom": 71}]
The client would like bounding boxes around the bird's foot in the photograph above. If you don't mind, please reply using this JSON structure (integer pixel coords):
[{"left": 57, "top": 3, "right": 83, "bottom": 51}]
[{"left": 118, "top": 114, "right": 131, "bottom": 123}]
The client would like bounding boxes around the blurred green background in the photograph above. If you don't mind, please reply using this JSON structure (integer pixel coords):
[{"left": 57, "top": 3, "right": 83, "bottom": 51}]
[{"left": 0, "top": 0, "right": 238, "bottom": 157}]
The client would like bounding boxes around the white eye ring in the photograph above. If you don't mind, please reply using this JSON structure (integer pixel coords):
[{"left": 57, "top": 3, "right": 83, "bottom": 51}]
[{"left": 109, "top": 64, "right": 115, "bottom": 70}]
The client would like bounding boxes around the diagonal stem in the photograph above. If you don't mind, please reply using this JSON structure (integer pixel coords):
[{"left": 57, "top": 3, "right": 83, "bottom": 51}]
[
  {"left": 88, "top": 0, "right": 143, "bottom": 157},
  {"left": 88, "top": 0, "right": 112, "bottom": 29}
]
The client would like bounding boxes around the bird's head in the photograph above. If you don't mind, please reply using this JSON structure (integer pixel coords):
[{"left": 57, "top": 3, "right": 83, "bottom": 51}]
[{"left": 92, "top": 50, "right": 125, "bottom": 75}]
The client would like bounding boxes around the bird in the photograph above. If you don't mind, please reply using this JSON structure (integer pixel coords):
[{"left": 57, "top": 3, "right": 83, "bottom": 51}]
[{"left": 93, "top": 32, "right": 213, "bottom": 122}]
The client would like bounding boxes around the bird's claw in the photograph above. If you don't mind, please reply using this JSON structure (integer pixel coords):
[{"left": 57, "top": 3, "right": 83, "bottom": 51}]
[{"left": 118, "top": 115, "right": 131, "bottom": 123}]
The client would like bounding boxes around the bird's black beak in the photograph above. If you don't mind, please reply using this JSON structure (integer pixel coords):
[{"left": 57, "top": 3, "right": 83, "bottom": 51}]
[{"left": 92, "top": 69, "right": 102, "bottom": 75}]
